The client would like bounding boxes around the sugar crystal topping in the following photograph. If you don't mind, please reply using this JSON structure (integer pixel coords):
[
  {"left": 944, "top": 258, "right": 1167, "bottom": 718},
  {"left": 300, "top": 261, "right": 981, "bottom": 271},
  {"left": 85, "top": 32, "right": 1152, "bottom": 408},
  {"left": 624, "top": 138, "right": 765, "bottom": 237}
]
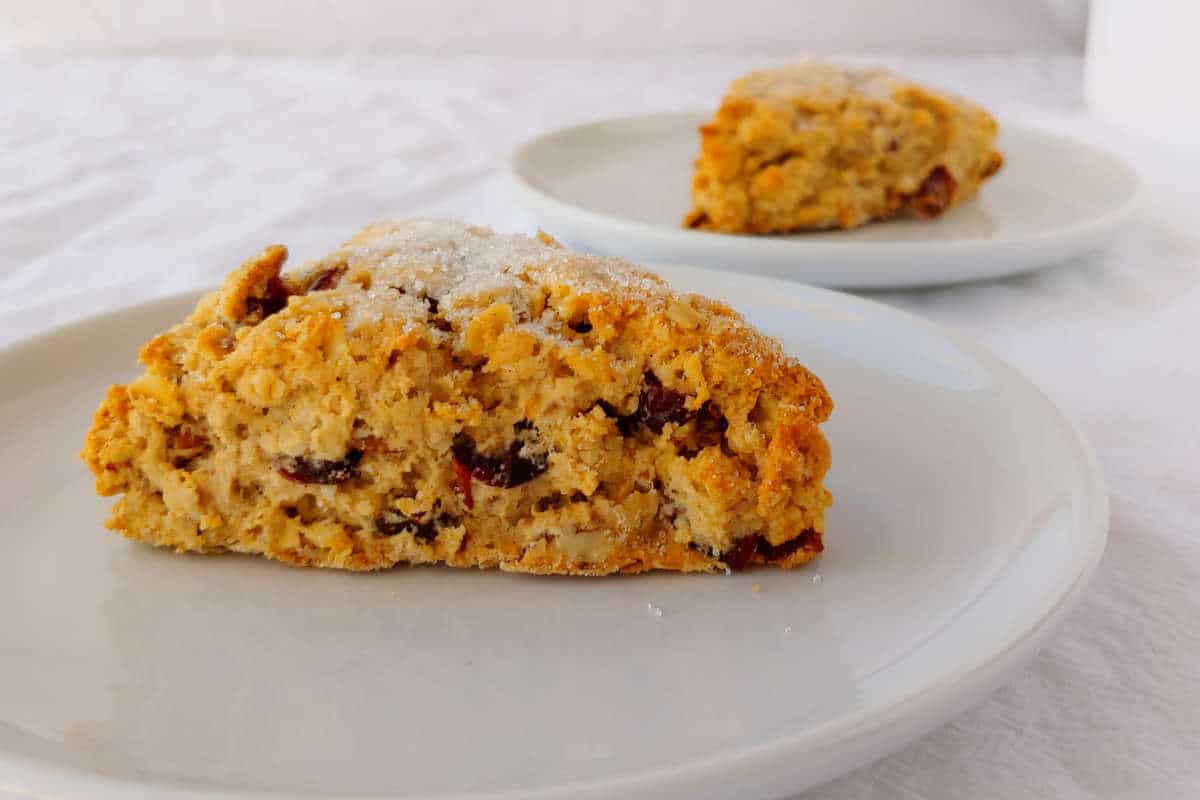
[
  {"left": 281, "top": 219, "right": 807, "bottom": 383},
  {"left": 731, "top": 61, "right": 907, "bottom": 104},
  {"left": 305, "top": 219, "right": 672, "bottom": 332}
]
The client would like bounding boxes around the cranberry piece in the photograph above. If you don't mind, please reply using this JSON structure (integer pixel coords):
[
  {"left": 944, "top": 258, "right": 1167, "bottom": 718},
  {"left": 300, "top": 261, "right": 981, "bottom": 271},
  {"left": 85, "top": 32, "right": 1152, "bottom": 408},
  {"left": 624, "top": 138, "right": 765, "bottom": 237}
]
[
  {"left": 758, "top": 528, "right": 823, "bottom": 561},
  {"left": 277, "top": 450, "right": 362, "bottom": 484},
  {"left": 390, "top": 286, "right": 443, "bottom": 318},
  {"left": 596, "top": 400, "right": 638, "bottom": 436},
  {"left": 400, "top": 290, "right": 451, "bottom": 330},
  {"left": 375, "top": 512, "right": 437, "bottom": 541},
  {"left": 568, "top": 318, "right": 593, "bottom": 334},
  {"left": 451, "top": 433, "right": 547, "bottom": 490},
  {"left": 721, "top": 537, "right": 758, "bottom": 571},
  {"left": 535, "top": 493, "right": 564, "bottom": 512},
  {"left": 452, "top": 458, "right": 475, "bottom": 509},
  {"left": 304, "top": 267, "right": 344, "bottom": 292},
  {"left": 692, "top": 401, "right": 728, "bottom": 451},
  {"left": 910, "top": 165, "right": 958, "bottom": 218},
  {"left": 245, "top": 275, "right": 291, "bottom": 320},
  {"left": 637, "top": 372, "right": 695, "bottom": 434}
]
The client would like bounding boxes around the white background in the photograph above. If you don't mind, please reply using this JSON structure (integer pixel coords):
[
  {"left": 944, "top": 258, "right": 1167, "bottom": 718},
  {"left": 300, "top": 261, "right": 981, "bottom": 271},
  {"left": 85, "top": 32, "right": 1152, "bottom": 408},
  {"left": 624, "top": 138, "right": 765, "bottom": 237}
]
[
  {"left": 1, "top": 2, "right": 1197, "bottom": 799},
  {"left": 2, "top": 0, "right": 1087, "bottom": 55}
]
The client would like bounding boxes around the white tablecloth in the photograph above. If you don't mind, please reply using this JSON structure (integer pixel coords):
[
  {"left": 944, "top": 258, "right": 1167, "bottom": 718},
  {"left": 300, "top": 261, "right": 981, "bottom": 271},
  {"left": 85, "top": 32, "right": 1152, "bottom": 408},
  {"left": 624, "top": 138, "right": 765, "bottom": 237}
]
[{"left": 1, "top": 54, "right": 1196, "bottom": 799}]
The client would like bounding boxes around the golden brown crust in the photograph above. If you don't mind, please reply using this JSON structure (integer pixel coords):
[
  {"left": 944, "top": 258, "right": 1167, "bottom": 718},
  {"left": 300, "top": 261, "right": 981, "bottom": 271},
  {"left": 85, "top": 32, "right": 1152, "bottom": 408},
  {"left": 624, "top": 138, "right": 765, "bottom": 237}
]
[
  {"left": 82, "top": 220, "right": 832, "bottom": 574},
  {"left": 685, "top": 62, "right": 1003, "bottom": 234}
]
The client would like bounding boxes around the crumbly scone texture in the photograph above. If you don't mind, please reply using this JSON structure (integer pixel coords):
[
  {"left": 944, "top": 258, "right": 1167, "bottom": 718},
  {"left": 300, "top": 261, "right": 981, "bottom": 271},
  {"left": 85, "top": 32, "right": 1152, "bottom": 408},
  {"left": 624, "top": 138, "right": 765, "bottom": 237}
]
[
  {"left": 83, "top": 220, "right": 833, "bottom": 575},
  {"left": 684, "top": 61, "right": 1004, "bottom": 233}
]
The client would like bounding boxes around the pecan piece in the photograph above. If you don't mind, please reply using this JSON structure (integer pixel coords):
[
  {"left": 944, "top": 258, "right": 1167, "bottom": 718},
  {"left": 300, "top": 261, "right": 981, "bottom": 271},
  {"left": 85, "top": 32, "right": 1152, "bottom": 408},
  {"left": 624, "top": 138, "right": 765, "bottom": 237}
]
[
  {"left": 170, "top": 427, "right": 208, "bottom": 451},
  {"left": 910, "top": 165, "right": 958, "bottom": 218},
  {"left": 303, "top": 266, "right": 345, "bottom": 293}
]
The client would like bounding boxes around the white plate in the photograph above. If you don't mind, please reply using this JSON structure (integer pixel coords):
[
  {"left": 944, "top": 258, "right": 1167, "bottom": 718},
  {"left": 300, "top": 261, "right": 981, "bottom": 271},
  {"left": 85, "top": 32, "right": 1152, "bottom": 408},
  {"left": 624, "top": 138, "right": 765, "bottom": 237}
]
[
  {"left": 510, "top": 113, "right": 1140, "bottom": 288},
  {"left": 0, "top": 269, "right": 1107, "bottom": 799}
]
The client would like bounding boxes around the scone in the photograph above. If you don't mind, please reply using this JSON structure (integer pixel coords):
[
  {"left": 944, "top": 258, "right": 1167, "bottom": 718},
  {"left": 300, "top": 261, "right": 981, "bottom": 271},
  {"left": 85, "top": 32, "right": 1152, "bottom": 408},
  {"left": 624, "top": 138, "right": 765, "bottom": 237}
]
[
  {"left": 82, "top": 220, "right": 832, "bottom": 575},
  {"left": 684, "top": 61, "right": 1004, "bottom": 233}
]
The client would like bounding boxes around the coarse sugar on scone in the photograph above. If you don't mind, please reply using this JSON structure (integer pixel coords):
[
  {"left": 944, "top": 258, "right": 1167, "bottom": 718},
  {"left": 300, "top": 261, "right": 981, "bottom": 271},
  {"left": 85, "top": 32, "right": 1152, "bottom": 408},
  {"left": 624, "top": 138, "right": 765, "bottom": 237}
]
[
  {"left": 684, "top": 61, "right": 1004, "bottom": 234},
  {"left": 82, "top": 220, "right": 833, "bottom": 574}
]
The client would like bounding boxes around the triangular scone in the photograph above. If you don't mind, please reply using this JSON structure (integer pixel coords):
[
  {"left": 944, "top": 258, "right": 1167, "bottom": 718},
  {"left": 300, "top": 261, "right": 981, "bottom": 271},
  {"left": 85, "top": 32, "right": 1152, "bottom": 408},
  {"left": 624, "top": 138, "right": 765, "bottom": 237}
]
[
  {"left": 83, "top": 220, "right": 832, "bottom": 574},
  {"left": 684, "top": 61, "right": 1004, "bottom": 233}
]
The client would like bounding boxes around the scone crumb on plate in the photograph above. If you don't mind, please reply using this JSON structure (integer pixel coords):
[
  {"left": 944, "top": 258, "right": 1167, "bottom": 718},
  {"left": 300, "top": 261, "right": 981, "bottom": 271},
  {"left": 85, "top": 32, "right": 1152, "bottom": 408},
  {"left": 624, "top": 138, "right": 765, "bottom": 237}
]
[{"left": 82, "top": 219, "right": 833, "bottom": 575}]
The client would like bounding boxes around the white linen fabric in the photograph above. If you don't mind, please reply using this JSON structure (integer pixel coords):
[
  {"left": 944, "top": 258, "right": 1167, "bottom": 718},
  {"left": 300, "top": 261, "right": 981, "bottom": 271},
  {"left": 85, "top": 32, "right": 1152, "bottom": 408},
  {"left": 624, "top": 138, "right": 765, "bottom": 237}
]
[{"left": 0, "top": 54, "right": 1196, "bottom": 799}]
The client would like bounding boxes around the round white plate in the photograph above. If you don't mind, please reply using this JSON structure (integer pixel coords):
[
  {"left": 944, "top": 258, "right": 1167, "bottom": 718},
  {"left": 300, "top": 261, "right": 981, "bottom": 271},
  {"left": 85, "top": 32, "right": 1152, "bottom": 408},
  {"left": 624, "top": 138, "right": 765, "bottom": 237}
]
[
  {"left": 510, "top": 112, "right": 1140, "bottom": 289},
  {"left": 0, "top": 269, "right": 1107, "bottom": 799}
]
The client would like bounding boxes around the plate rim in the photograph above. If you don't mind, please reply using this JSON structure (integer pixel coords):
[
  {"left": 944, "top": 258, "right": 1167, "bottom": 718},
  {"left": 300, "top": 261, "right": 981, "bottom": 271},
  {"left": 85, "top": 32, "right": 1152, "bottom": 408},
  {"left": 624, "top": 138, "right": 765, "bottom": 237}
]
[
  {"left": 0, "top": 276, "right": 1109, "bottom": 799},
  {"left": 509, "top": 111, "right": 1142, "bottom": 288}
]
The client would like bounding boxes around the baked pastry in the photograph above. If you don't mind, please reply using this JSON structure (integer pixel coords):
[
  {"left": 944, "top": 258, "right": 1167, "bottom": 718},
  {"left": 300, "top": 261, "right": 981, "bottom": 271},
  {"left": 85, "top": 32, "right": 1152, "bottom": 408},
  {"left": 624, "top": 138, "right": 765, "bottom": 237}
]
[
  {"left": 684, "top": 61, "right": 1004, "bottom": 233},
  {"left": 83, "top": 220, "right": 833, "bottom": 574}
]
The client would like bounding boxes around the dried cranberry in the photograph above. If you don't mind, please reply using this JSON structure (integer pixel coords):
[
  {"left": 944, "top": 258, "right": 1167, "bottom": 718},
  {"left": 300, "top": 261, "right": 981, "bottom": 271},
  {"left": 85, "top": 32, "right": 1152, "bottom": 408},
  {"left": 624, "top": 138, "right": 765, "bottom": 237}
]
[
  {"left": 691, "top": 401, "right": 728, "bottom": 451},
  {"left": 452, "top": 458, "right": 475, "bottom": 509},
  {"left": 568, "top": 318, "right": 593, "bottom": 334},
  {"left": 245, "top": 275, "right": 291, "bottom": 320},
  {"left": 304, "top": 267, "right": 344, "bottom": 293},
  {"left": 535, "top": 493, "right": 564, "bottom": 512},
  {"left": 277, "top": 450, "right": 362, "bottom": 484},
  {"left": 390, "top": 286, "right": 443, "bottom": 320},
  {"left": 721, "top": 537, "right": 758, "bottom": 571},
  {"left": 451, "top": 433, "right": 547, "bottom": 490},
  {"left": 596, "top": 400, "right": 638, "bottom": 436},
  {"left": 375, "top": 512, "right": 437, "bottom": 541},
  {"left": 637, "top": 372, "right": 695, "bottom": 434},
  {"left": 721, "top": 530, "right": 824, "bottom": 570},
  {"left": 910, "top": 165, "right": 958, "bottom": 218},
  {"left": 758, "top": 528, "right": 823, "bottom": 560}
]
